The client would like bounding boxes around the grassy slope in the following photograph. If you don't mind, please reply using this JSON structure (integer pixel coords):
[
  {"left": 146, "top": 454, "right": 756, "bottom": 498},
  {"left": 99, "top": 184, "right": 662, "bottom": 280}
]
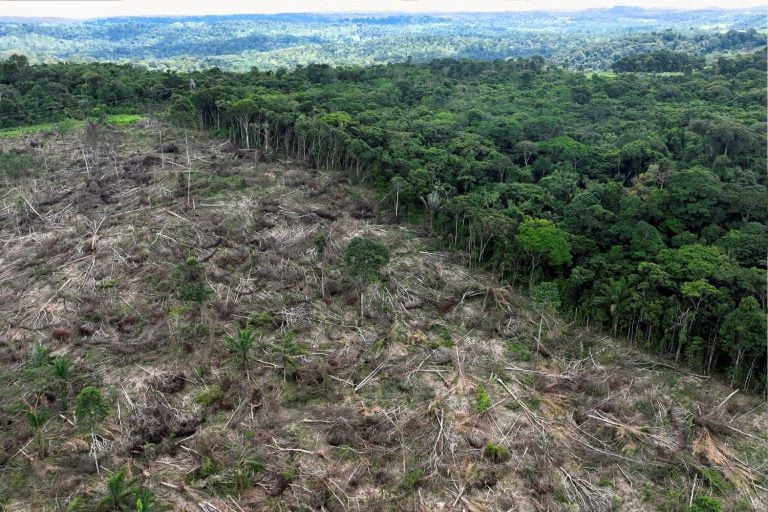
[
  {"left": 0, "top": 115, "right": 143, "bottom": 138},
  {"left": 0, "top": 122, "right": 766, "bottom": 511}
]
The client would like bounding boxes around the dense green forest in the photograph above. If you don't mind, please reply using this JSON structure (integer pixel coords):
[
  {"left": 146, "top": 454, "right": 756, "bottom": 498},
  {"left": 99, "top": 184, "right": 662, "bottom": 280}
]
[
  {"left": 0, "top": 8, "right": 765, "bottom": 71},
  {"left": 1, "top": 48, "right": 766, "bottom": 393}
]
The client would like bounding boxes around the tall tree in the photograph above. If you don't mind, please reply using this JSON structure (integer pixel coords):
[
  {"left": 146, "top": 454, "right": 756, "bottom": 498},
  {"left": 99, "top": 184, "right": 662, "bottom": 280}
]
[
  {"left": 343, "top": 238, "right": 390, "bottom": 319},
  {"left": 515, "top": 218, "right": 572, "bottom": 288},
  {"left": 719, "top": 296, "right": 765, "bottom": 388}
]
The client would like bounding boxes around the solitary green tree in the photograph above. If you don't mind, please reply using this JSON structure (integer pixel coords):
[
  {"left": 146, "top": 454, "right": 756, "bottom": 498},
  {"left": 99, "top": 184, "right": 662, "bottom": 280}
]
[
  {"left": 343, "top": 237, "right": 390, "bottom": 319},
  {"left": 75, "top": 386, "right": 109, "bottom": 433},
  {"left": 314, "top": 233, "right": 328, "bottom": 298},
  {"left": 171, "top": 256, "right": 213, "bottom": 325},
  {"left": 167, "top": 94, "right": 197, "bottom": 129},
  {"left": 277, "top": 331, "right": 304, "bottom": 382}
]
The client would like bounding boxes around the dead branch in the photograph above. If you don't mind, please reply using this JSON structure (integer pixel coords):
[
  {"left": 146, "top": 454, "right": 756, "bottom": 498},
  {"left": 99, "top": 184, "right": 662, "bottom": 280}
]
[
  {"left": 354, "top": 357, "right": 391, "bottom": 392},
  {"left": 271, "top": 438, "right": 326, "bottom": 459},
  {"left": 560, "top": 467, "right": 612, "bottom": 512},
  {"left": 713, "top": 389, "right": 739, "bottom": 414}
]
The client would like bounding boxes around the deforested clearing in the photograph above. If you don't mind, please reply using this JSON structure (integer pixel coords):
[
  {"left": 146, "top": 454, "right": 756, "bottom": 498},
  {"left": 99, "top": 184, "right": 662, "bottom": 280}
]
[{"left": 0, "top": 122, "right": 765, "bottom": 511}]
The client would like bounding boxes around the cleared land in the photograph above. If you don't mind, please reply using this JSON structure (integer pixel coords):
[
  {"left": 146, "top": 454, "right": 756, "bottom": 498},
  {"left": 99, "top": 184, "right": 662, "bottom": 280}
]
[{"left": 0, "top": 121, "right": 765, "bottom": 511}]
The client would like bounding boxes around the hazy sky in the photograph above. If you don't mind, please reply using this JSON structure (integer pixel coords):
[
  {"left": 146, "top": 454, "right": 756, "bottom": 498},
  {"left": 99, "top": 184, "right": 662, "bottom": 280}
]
[{"left": 0, "top": 0, "right": 764, "bottom": 19}]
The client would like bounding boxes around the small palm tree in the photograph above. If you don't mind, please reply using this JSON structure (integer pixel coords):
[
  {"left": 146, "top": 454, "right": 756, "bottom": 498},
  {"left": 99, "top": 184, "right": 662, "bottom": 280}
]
[
  {"left": 98, "top": 470, "right": 138, "bottom": 512},
  {"left": 233, "top": 453, "right": 266, "bottom": 495},
  {"left": 225, "top": 328, "right": 256, "bottom": 369},
  {"left": 277, "top": 331, "right": 304, "bottom": 382},
  {"left": 134, "top": 489, "right": 170, "bottom": 512},
  {"left": 421, "top": 186, "right": 445, "bottom": 234},
  {"left": 29, "top": 345, "right": 52, "bottom": 368},
  {"left": 53, "top": 356, "right": 72, "bottom": 408},
  {"left": 592, "top": 277, "right": 635, "bottom": 337},
  {"left": 26, "top": 408, "right": 48, "bottom": 458}
]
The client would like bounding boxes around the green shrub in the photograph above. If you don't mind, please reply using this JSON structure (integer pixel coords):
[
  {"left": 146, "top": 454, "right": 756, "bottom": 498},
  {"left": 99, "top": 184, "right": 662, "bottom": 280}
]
[
  {"left": 313, "top": 233, "right": 327, "bottom": 257},
  {"left": 280, "top": 465, "right": 298, "bottom": 482},
  {"left": 66, "top": 496, "right": 86, "bottom": 511},
  {"left": 334, "top": 446, "right": 359, "bottom": 461},
  {"left": 179, "top": 322, "right": 209, "bottom": 340},
  {"left": 699, "top": 467, "right": 732, "bottom": 493},
  {"left": 372, "top": 337, "right": 388, "bottom": 353},
  {"left": 98, "top": 469, "right": 138, "bottom": 512},
  {"left": 194, "top": 384, "right": 223, "bottom": 407},
  {"left": 0, "top": 153, "right": 33, "bottom": 178},
  {"left": 428, "top": 324, "right": 454, "bottom": 348},
  {"left": 506, "top": 340, "right": 532, "bottom": 362},
  {"left": 95, "top": 278, "right": 118, "bottom": 289},
  {"left": 400, "top": 468, "right": 425, "bottom": 491},
  {"left": 344, "top": 237, "right": 391, "bottom": 318},
  {"left": 438, "top": 332, "right": 455, "bottom": 347},
  {"left": 199, "top": 456, "right": 220, "bottom": 478},
  {"left": 532, "top": 281, "right": 561, "bottom": 310},
  {"left": 428, "top": 332, "right": 454, "bottom": 349},
  {"left": 134, "top": 488, "right": 170, "bottom": 512},
  {"left": 689, "top": 496, "right": 721, "bottom": 512},
  {"left": 54, "top": 118, "right": 80, "bottom": 134},
  {"left": 525, "top": 395, "right": 542, "bottom": 411},
  {"left": 248, "top": 311, "right": 276, "bottom": 329},
  {"left": 171, "top": 257, "right": 213, "bottom": 304},
  {"left": 475, "top": 385, "right": 491, "bottom": 414},
  {"left": 142, "top": 443, "right": 157, "bottom": 460},
  {"left": 234, "top": 458, "right": 265, "bottom": 492},
  {"left": 483, "top": 442, "right": 510, "bottom": 462}
]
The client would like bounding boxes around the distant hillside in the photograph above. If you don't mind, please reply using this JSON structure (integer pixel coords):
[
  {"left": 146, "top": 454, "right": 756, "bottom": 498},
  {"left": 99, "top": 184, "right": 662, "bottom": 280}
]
[{"left": 0, "top": 9, "right": 765, "bottom": 71}]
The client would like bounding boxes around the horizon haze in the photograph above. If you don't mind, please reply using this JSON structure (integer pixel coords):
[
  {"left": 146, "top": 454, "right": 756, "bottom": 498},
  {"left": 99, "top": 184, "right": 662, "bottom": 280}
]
[{"left": 0, "top": 0, "right": 765, "bottom": 19}]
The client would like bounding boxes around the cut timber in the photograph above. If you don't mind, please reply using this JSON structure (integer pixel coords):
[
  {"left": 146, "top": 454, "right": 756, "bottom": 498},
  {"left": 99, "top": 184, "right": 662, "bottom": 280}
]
[{"left": 534, "top": 342, "right": 553, "bottom": 358}]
